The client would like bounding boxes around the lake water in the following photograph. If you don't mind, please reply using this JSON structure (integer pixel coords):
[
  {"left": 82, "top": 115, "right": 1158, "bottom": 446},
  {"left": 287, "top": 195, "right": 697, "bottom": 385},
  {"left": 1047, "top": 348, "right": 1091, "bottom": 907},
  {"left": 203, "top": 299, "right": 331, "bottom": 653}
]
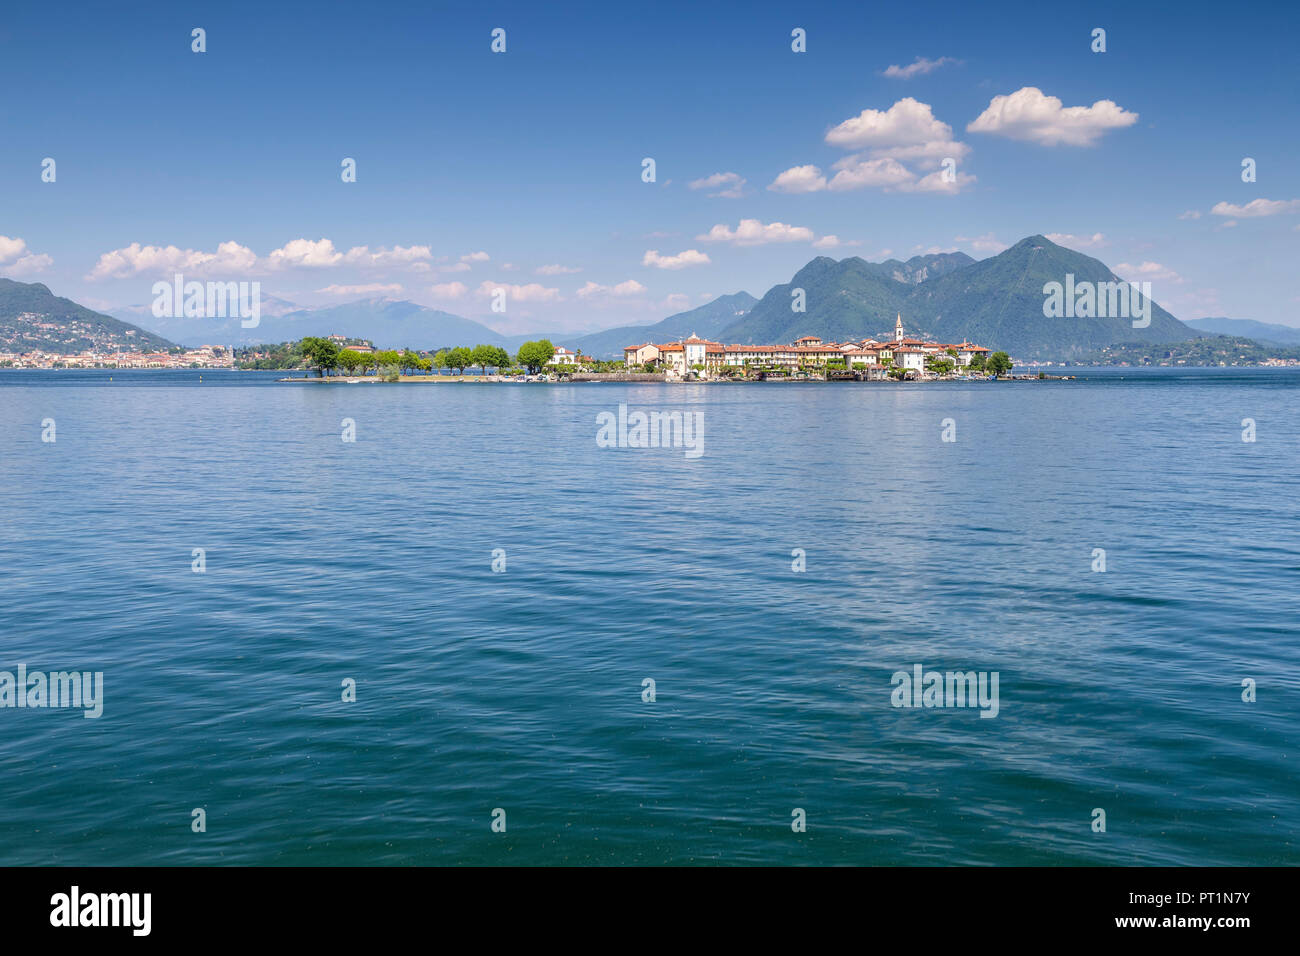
[{"left": 0, "top": 367, "right": 1296, "bottom": 865}]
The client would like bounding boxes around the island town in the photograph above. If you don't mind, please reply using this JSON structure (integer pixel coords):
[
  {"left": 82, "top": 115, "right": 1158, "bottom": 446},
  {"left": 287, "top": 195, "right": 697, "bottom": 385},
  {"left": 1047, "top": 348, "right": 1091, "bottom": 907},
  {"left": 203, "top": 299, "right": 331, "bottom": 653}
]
[
  {"left": 617, "top": 314, "right": 997, "bottom": 380},
  {"left": 262, "top": 316, "right": 1008, "bottom": 381}
]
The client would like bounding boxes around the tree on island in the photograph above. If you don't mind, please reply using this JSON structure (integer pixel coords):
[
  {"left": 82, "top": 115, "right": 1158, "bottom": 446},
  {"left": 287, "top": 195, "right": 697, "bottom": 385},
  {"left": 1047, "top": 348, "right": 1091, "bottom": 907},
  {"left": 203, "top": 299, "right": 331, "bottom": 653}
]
[
  {"left": 400, "top": 350, "right": 430, "bottom": 374},
  {"left": 472, "top": 344, "right": 511, "bottom": 375},
  {"left": 337, "top": 349, "right": 369, "bottom": 374},
  {"left": 517, "top": 339, "right": 556, "bottom": 373},
  {"left": 986, "top": 351, "right": 1013, "bottom": 377},
  {"left": 968, "top": 352, "right": 987, "bottom": 372},
  {"left": 300, "top": 337, "right": 340, "bottom": 377},
  {"left": 439, "top": 346, "right": 473, "bottom": 374}
]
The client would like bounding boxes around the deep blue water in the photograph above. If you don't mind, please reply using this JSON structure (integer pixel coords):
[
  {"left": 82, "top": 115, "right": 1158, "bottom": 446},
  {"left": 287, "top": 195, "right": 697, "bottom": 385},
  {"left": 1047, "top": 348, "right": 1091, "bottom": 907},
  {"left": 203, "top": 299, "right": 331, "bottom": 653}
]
[{"left": 0, "top": 367, "right": 1296, "bottom": 865}]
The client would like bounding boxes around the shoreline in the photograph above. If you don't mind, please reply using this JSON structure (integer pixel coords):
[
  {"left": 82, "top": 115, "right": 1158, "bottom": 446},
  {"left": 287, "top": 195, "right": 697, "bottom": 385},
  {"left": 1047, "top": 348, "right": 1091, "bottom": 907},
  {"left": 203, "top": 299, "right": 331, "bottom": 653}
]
[{"left": 274, "top": 372, "right": 1076, "bottom": 384}]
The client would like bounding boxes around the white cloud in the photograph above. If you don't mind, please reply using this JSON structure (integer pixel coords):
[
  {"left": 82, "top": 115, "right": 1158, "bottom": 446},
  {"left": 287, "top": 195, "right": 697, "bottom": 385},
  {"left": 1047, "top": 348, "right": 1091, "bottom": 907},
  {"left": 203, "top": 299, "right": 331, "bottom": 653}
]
[
  {"left": 430, "top": 281, "right": 468, "bottom": 298},
  {"left": 577, "top": 279, "right": 646, "bottom": 298},
  {"left": 661, "top": 293, "right": 692, "bottom": 312},
  {"left": 955, "top": 233, "right": 1008, "bottom": 254},
  {"left": 696, "top": 219, "right": 815, "bottom": 245},
  {"left": 768, "top": 164, "right": 828, "bottom": 193},
  {"left": 1045, "top": 232, "right": 1108, "bottom": 249},
  {"left": 882, "top": 56, "right": 957, "bottom": 79},
  {"left": 828, "top": 156, "right": 916, "bottom": 191},
  {"left": 826, "top": 97, "right": 956, "bottom": 149},
  {"left": 474, "top": 281, "right": 561, "bottom": 302},
  {"left": 812, "top": 235, "right": 842, "bottom": 249},
  {"left": 643, "top": 249, "right": 711, "bottom": 269},
  {"left": 967, "top": 87, "right": 1138, "bottom": 146},
  {"left": 1115, "top": 261, "right": 1182, "bottom": 283},
  {"left": 0, "top": 236, "right": 53, "bottom": 276},
  {"left": 1178, "top": 210, "right": 1202, "bottom": 220},
  {"left": 267, "top": 238, "right": 343, "bottom": 269},
  {"left": 317, "top": 283, "right": 403, "bottom": 296},
  {"left": 461, "top": 251, "right": 490, "bottom": 262},
  {"left": 894, "top": 169, "right": 976, "bottom": 194},
  {"left": 535, "top": 264, "right": 583, "bottom": 275},
  {"left": 773, "top": 157, "right": 971, "bottom": 194},
  {"left": 866, "top": 139, "right": 971, "bottom": 168},
  {"left": 688, "top": 171, "right": 748, "bottom": 198},
  {"left": 283, "top": 241, "right": 436, "bottom": 272},
  {"left": 5, "top": 253, "right": 54, "bottom": 277},
  {"left": 0, "top": 236, "right": 30, "bottom": 262},
  {"left": 1210, "top": 198, "right": 1300, "bottom": 217},
  {"left": 773, "top": 98, "right": 970, "bottom": 196},
  {"left": 88, "top": 240, "right": 258, "bottom": 279},
  {"left": 341, "top": 245, "right": 434, "bottom": 270},
  {"left": 88, "top": 238, "right": 475, "bottom": 282}
]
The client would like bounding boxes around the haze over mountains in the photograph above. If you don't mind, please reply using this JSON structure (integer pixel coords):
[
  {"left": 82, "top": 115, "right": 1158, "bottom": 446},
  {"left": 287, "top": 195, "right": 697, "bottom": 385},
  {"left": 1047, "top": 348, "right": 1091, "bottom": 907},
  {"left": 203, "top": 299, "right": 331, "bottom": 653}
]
[
  {"left": 5, "top": 235, "right": 1296, "bottom": 360},
  {"left": 561, "top": 292, "right": 758, "bottom": 357},
  {"left": 1184, "top": 317, "right": 1300, "bottom": 347},
  {"left": 104, "top": 287, "right": 760, "bottom": 357}
]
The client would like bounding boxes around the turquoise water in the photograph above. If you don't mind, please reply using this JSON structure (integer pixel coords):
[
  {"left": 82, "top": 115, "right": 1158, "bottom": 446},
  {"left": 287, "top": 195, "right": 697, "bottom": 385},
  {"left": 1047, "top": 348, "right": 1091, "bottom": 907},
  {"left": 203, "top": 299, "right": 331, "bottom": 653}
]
[{"left": 0, "top": 368, "right": 1296, "bottom": 865}]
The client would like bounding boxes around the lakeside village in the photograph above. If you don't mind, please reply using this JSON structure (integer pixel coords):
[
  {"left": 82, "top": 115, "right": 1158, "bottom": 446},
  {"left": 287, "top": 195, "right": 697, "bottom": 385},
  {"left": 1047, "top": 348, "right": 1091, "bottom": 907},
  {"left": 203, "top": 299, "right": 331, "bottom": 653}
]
[
  {"left": 267, "top": 315, "right": 1020, "bottom": 382},
  {"left": 0, "top": 343, "right": 233, "bottom": 369}
]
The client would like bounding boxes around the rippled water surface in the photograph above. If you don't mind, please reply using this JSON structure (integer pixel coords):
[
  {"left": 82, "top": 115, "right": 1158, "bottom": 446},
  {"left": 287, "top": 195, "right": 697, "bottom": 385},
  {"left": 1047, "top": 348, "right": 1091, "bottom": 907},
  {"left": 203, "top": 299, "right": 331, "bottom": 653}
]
[{"left": 0, "top": 367, "right": 1296, "bottom": 865}]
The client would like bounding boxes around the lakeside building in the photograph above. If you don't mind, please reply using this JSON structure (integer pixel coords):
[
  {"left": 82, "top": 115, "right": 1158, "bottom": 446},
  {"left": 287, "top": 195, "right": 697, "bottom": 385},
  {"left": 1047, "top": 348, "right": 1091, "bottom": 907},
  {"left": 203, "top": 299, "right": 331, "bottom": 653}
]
[
  {"left": 624, "top": 315, "right": 993, "bottom": 377},
  {"left": 546, "top": 347, "right": 580, "bottom": 366}
]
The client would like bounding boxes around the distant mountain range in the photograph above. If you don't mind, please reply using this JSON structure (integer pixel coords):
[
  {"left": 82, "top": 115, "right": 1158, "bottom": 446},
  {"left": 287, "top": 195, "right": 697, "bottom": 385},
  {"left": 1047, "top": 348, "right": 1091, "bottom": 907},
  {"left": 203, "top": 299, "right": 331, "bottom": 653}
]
[
  {"left": 0, "top": 279, "right": 174, "bottom": 353},
  {"left": 1185, "top": 317, "right": 1300, "bottom": 346},
  {"left": 562, "top": 292, "right": 758, "bottom": 357},
  {"left": 105, "top": 288, "right": 759, "bottom": 358},
  {"left": 110, "top": 295, "right": 510, "bottom": 351},
  {"left": 8, "top": 235, "right": 1298, "bottom": 361}
]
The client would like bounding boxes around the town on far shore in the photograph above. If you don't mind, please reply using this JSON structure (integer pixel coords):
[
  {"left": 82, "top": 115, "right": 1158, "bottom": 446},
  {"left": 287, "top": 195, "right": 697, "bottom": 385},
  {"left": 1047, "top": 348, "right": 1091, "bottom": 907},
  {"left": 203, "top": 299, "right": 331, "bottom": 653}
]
[{"left": 0, "top": 343, "right": 233, "bottom": 369}]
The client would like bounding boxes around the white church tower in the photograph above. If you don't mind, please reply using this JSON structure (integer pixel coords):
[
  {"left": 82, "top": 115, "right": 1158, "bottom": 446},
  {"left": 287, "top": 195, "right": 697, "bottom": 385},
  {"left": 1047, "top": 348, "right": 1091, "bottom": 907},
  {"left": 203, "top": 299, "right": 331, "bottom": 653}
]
[{"left": 895, "top": 312, "right": 905, "bottom": 343}]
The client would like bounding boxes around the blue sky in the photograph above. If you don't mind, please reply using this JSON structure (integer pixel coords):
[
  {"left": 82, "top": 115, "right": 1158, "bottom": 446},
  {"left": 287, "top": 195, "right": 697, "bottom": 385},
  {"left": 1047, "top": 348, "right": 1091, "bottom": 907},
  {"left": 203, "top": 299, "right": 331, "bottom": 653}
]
[{"left": 2, "top": 0, "right": 1297, "bottom": 334}]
